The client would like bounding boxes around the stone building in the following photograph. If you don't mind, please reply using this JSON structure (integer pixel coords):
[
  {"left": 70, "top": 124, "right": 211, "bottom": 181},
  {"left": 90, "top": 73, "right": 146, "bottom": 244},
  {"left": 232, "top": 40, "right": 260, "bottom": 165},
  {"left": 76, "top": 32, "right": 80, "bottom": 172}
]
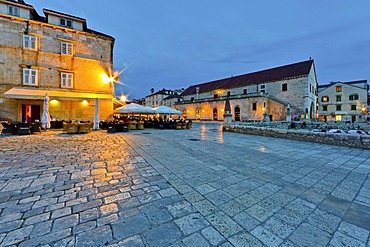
[
  {"left": 0, "top": 0, "right": 115, "bottom": 122},
  {"left": 176, "top": 60, "right": 318, "bottom": 122},
  {"left": 145, "top": 89, "right": 178, "bottom": 108},
  {"left": 317, "top": 80, "right": 369, "bottom": 122}
]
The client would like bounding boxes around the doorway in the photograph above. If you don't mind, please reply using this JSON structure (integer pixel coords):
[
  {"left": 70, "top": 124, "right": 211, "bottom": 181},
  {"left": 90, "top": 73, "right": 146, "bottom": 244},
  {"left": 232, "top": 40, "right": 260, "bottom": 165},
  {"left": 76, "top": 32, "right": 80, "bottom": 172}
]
[
  {"left": 213, "top": 108, "right": 218, "bottom": 121},
  {"left": 234, "top": 106, "right": 240, "bottom": 121},
  {"left": 22, "top": 104, "right": 40, "bottom": 123}
]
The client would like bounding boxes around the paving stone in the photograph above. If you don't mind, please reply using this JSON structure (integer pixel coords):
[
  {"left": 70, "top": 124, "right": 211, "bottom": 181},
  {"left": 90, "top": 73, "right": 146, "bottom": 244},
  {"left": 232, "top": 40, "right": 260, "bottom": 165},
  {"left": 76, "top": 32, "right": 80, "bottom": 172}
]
[
  {"left": 76, "top": 225, "right": 113, "bottom": 247},
  {"left": 53, "top": 214, "right": 79, "bottom": 231},
  {"left": 97, "top": 213, "right": 119, "bottom": 227},
  {"left": 111, "top": 214, "right": 151, "bottom": 239},
  {"left": 233, "top": 211, "right": 260, "bottom": 231},
  {"left": 100, "top": 203, "right": 119, "bottom": 216},
  {"left": 201, "top": 226, "right": 226, "bottom": 245},
  {"left": 329, "top": 231, "right": 366, "bottom": 247},
  {"left": 24, "top": 212, "right": 50, "bottom": 225},
  {"left": 138, "top": 192, "right": 162, "bottom": 204},
  {"left": 117, "top": 197, "right": 141, "bottom": 210},
  {"left": 192, "top": 200, "right": 218, "bottom": 216},
  {"left": 289, "top": 223, "right": 331, "bottom": 247},
  {"left": 80, "top": 208, "right": 99, "bottom": 223},
  {"left": 51, "top": 207, "right": 71, "bottom": 219},
  {"left": 108, "top": 235, "right": 144, "bottom": 247},
  {"left": 337, "top": 221, "right": 369, "bottom": 242},
  {"left": 53, "top": 236, "right": 75, "bottom": 247},
  {"left": 0, "top": 212, "right": 22, "bottom": 224},
  {"left": 175, "top": 213, "right": 209, "bottom": 235},
  {"left": 306, "top": 208, "right": 341, "bottom": 234},
  {"left": 2, "top": 225, "right": 33, "bottom": 246},
  {"left": 251, "top": 226, "right": 283, "bottom": 247},
  {"left": 104, "top": 192, "right": 131, "bottom": 204},
  {"left": 262, "top": 216, "right": 296, "bottom": 239},
  {"left": 18, "top": 228, "right": 71, "bottom": 247},
  {"left": 72, "top": 199, "right": 102, "bottom": 213},
  {"left": 204, "top": 190, "right": 234, "bottom": 206},
  {"left": 228, "top": 230, "right": 265, "bottom": 247},
  {"left": 182, "top": 233, "right": 210, "bottom": 247},
  {"left": 73, "top": 221, "right": 97, "bottom": 234},
  {"left": 166, "top": 200, "right": 197, "bottom": 218},
  {"left": 206, "top": 211, "right": 243, "bottom": 238},
  {"left": 144, "top": 222, "right": 183, "bottom": 247},
  {"left": 30, "top": 221, "right": 52, "bottom": 238},
  {"left": 139, "top": 204, "right": 173, "bottom": 225}
]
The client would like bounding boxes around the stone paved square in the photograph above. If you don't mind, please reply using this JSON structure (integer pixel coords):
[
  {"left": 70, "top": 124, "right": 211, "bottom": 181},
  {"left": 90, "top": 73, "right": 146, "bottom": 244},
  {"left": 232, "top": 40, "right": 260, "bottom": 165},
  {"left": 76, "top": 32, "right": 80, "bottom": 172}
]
[{"left": 0, "top": 122, "right": 370, "bottom": 246}]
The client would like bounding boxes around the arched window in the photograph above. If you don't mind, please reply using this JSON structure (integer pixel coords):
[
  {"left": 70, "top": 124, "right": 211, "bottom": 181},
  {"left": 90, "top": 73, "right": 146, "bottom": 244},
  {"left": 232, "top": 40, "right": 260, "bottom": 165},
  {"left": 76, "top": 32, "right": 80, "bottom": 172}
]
[
  {"left": 213, "top": 108, "right": 218, "bottom": 121},
  {"left": 196, "top": 109, "right": 200, "bottom": 120},
  {"left": 234, "top": 106, "right": 240, "bottom": 121}
]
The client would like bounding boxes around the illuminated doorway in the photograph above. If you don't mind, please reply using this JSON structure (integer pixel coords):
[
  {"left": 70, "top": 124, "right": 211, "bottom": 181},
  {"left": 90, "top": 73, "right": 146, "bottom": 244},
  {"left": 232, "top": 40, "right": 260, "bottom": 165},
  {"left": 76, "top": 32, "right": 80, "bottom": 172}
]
[
  {"left": 234, "top": 106, "right": 240, "bottom": 121},
  {"left": 196, "top": 109, "right": 200, "bottom": 120},
  {"left": 213, "top": 108, "right": 218, "bottom": 121}
]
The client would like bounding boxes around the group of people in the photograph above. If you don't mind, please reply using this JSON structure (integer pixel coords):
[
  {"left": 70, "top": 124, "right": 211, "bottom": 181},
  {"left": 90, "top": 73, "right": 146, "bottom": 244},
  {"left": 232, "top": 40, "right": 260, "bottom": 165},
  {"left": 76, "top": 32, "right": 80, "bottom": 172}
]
[{"left": 151, "top": 116, "right": 192, "bottom": 129}]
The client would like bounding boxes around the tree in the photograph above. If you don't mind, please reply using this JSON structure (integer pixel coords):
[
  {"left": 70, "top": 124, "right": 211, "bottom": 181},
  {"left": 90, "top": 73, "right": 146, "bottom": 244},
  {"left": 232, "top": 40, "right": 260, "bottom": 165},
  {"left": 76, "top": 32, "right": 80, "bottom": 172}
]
[{"left": 150, "top": 88, "right": 155, "bottom": 94}]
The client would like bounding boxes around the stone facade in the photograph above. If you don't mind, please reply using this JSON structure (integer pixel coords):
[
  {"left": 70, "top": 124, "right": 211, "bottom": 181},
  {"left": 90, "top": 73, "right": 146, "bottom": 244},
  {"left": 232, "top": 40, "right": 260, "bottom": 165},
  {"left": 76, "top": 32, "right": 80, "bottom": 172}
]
[
  {"left": 318, "top": 80, "right": 369, "bottom": 123},
  {"left": 177, "top": 60, "right": 318, "bottom": 122},
  {"left": 145, "top": 89, "right": 178, "bottom": 108},
  {"left": 0, "top": 0, "right": 115, "bottom": 122}
]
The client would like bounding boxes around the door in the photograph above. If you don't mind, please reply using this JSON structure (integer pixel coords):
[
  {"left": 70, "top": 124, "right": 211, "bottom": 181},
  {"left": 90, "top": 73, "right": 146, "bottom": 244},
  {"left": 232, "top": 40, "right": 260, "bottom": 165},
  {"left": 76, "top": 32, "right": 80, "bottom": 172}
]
[
  {"left": 234, "top": 106, "right": 240, "bottom": 121},
  {"left": 22, "top": 104, "right": 41, "bottom": 123}
]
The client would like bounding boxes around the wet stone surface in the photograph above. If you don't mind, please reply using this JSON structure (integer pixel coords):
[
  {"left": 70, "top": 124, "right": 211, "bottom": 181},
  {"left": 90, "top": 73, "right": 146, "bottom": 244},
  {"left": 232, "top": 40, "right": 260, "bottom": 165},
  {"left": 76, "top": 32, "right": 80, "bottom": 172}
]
[{"left": 0, "top": 122, "right": 370, "bottom": 246}]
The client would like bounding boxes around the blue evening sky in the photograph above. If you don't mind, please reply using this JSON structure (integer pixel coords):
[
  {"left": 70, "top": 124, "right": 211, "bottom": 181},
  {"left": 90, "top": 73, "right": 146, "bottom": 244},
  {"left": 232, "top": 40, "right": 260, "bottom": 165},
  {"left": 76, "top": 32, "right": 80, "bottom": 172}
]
[{"left": 27, "top": 0, "right": 370, "bottom": 100}]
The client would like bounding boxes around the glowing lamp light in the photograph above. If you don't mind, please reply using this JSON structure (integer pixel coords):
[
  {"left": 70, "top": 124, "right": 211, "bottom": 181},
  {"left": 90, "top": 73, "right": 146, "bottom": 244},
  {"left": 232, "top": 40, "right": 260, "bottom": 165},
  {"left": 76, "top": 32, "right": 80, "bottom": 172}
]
[
  {"left": 50, "top": 99, "right": 58, "bottom": 105},
  {"left": 186, "top": 110, "right": 190, "bottom": 113},
  {"left": 262, "top": 107, "right": 265, "bottom": 111},
  {"left": 202, "top": 109, "right": 205, "bottom": 113},
  {"left": 102, "top": 74, "right": 114, "bottom": 84},
  {"left": 82, "top": 100, "right": 89, "bottom": 106},
  {"left": 120, "top": 95, "right": 127, "bottom": 102},
  {"left": 221, "top": 108, "right": 224, "bottom": 112}
]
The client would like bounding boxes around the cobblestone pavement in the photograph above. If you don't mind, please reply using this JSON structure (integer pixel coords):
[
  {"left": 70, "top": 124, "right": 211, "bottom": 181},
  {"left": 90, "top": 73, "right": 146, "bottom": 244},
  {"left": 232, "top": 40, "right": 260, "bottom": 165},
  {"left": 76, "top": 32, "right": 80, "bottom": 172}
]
[{"left": 0, "top": 122, "right": 369, "bottom": 246}]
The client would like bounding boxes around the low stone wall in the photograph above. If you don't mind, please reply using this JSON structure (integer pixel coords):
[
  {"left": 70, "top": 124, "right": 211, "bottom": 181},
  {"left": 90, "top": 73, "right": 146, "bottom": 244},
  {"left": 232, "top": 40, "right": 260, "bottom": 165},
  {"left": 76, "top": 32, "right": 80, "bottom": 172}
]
[{"left": 223, "top": 125, "right": 370, "bottom": 150}]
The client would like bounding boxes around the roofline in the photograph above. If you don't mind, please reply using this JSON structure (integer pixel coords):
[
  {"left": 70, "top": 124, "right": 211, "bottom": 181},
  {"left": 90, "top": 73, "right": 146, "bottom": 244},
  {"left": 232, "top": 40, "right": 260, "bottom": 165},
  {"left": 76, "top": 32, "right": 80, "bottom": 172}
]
[
  {"left": 1, "top": 0, "right": 33, "bottom": 9},
  {"left": 318, "top": 80, "right": 368, "bottom": 88},
  {"left": 43, "top": 9, "right": 86, "bottom": 22}
]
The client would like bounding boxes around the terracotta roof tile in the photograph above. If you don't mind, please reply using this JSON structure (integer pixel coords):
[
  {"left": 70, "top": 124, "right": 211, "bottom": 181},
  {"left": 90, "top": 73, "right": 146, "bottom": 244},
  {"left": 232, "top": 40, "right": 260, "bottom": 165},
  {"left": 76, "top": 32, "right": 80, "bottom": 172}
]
[{"left": 182, "top": 60, "right": 313, "bottom": 96}]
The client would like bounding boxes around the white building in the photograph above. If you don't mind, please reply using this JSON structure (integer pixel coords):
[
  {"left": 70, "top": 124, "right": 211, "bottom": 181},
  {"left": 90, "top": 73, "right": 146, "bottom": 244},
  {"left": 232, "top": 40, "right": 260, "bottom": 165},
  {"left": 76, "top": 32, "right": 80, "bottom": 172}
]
[{"left": 318, "top": 80, "right": 369, "bottom": 122}]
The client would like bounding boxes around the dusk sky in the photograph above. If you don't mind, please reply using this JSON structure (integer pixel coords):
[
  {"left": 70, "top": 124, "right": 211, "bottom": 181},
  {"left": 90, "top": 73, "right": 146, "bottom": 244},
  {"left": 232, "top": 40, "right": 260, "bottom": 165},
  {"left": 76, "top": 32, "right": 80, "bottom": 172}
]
[{"left": 28, "top": 0, "right": 370, "bottom": 100}]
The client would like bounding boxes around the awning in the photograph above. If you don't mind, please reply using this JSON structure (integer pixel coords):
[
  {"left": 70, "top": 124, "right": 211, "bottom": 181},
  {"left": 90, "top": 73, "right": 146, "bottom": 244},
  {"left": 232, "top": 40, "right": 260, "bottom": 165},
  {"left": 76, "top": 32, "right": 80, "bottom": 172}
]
[{"left": 3, "top": 87, "right": 112, "bottom": 100}]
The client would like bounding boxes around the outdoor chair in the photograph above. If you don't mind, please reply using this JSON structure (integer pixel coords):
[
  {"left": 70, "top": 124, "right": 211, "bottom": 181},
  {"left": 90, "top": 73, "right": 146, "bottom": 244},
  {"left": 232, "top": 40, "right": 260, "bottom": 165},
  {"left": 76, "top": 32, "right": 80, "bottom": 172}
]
[
  {"left": 31, "top": 122, "right": 42, "bottom": 134},
  {"left": 78, "top": 123, "right": 90, "bottom": 134},
  {"left": 17, "top": 122, "right": 31, "bottom": 135},
  {"left": 186, "top": 122, "right": 192, "bottom": 129},
  {"left": 1, "top": 122, "right": 14, "bottom": 134},
  {"left": 128, "top": 122, "right": 137, "bottom": 130},
  {"left": 181, "top": 122, "right": 187, "bottom": 129},
  {"left": 176, "top": 122, "right": 182, "bottom": 130},
  {"left": 65, "top": 123, "right": 79, "bottom": 134},
  {"left": 137, "top": 122, "right": 144, "bottom": 130},
  {"left": 107, "top": 123, "right": 117, "bottom": 133}
]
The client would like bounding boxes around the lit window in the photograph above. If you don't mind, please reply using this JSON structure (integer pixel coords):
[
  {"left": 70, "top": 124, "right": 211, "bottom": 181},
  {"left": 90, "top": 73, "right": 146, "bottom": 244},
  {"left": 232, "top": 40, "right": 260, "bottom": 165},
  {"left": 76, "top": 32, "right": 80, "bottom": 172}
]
[
  {"left": 61, "top": 72, "right": 73, "bottom": 88},
  {"left": 60, "top": 18, "right": 72, "bottom": 28},
  {"left": 23, "top": 68, "right": 38, "bottom": 86},
  {"left": 23, "top": 35, "right": 37, "bottom": 50},
  {"left": 61, "top": 42, "right": 73, "bottom": 55},
  {"left": 336, "top": 86, "right": 342, "bottom": 92},
  {"left": 336, "top": 95, "right": 342, "bottom": 102},
  {"left": 321, "top": 96, "right": 329, "bottom": 102},
  {"left": 8, "top": 5, "right": 20, "bottom": 16},
  {"left": 351, "top": 105, "right": 357, "bottom": 110},
  {"left": 282, "top": 83, "right": 287, "bottom": 92},
  {"left": 349, "top": 94, "right": 359, "bottom": 100}
]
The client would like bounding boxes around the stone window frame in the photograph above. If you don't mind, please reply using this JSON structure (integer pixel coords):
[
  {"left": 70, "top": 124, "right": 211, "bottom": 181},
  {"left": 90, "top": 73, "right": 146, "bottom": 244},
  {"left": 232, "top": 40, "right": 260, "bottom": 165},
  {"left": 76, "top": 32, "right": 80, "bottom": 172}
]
[
  {"left": 60, "top": 18, "right": 73, "bottom": 28},
  {"left": 336, "top": 95, "right": 342, "bottom": 102},
  {"left": 61, "top": 42, "right": 73, "bottom": 56},
  {"left": 7, "top": 5, "right": 20, "bottom": 16},
  {"left": 23, "top": 35, "right": 37, "bottom": 50},
  {"left": 260, "top": 84, "right": 266, "bottom": 93},
  {"left": 282, "top": 83, "right": 288, "bottom": 92},
  {"left": 349, "top": 94, "right": 359, "bottom": 100},
  {"left": 336, "top": 104, "right": 342, "bottom": 111},
  {"left": 22, "top": 68, "right": 38, "bottom": 86},
  {"left": 243, "top": 89, "right": 247, "bottom": 95},
  {"left": 252, "top": 102, "right": 257, "bottom": 111},
  {"left": 322, "top": 105, "right": 328, "bottom": 111},
  {"left": 60, "top": 72, "right": 74, "bottom": 89}
]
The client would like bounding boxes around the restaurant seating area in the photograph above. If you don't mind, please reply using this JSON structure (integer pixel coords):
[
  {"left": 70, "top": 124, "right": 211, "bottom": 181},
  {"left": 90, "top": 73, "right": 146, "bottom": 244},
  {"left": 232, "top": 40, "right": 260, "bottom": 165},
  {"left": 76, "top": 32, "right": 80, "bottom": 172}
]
[
  {"left": 1, "top": 121, "right": 42, "bottom": 135},
  {"left": 62, "top": 122, "right": 92, "bottom": 134}
]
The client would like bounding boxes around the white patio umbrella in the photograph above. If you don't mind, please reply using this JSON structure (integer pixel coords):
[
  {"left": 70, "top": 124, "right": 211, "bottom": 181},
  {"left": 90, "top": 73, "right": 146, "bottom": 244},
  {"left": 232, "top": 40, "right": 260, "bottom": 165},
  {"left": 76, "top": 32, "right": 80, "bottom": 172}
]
[
  {"left": 41, "top": 93, "right": 51, "bottom": 129},
  {"left": 93, "top": 98, "right": 99, "bottom": 130},
  {"left": 115, "top": 103, "right": 155, "bottom": 114},
  {"left": 153, "top": 105, "right": 182, "bottom": 115}
]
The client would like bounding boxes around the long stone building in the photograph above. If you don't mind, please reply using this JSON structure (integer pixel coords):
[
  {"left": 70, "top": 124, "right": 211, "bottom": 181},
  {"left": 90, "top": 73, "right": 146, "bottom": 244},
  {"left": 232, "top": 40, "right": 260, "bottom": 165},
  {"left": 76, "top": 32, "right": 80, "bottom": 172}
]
[
  {"left": 176, "top": 60, "right": 318, "bottom": 122},
  {"left": 0, "top": 0, "right": 115, "bottom": 122}
]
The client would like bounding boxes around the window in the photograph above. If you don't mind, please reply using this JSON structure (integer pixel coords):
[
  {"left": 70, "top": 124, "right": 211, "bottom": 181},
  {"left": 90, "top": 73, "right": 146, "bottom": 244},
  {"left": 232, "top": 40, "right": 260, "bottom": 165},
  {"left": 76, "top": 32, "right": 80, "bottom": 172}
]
[
  {"left": 23, "top": 35, "right": 37, "bottom": 50},
  {"left": 23, "top": 68, "right": 38, "bottom": 86},
  {"left": 282, "top": 83, "right": 287, "bottom": 92},
  {"left": 336, "top": 105, "right": 341, "bottom": 111},
  {"left": 349, "top": 94, "right": 359, "bottom": 100},
  {"left": 213, "top": 94, "right": 218, "bottom": 98},
  {"left": 252, "top": 102, "right": 257, "bottom": 111},
  {"left": 61, "top": 72, "right": 73, "bottom": 88},
  {"left": 336, "top": 86, "right": 342, "bottom": 92},
  {"left": 322, "top": 105, "right": 327, "bottom": 111},
  {"left": 351, "top": 105, "right": 357, "bottom": 111},
  {"left": 8, "top": 5, "right": 20, "bottom": 16},
  {"left": 227, "top": 91, "right": 230, "bottom": 96},
  {"left": 191, "top": 97, "right": 194, "bottom": 102},
  {"left": 260, "top": 84, "right": 265, "bottom": 93},
  {"left": 61, "top": 42, "right": 73, "bottom": 55},
  {"left": 309, "top": 84, "right": 312, "bottom": 93},
  {"left": 336, "top": 95, "right": 342, "bottom": 102},
  {"left": 321, "top": 96, "right": 329, "bottom": 102},
  {"left": 60, "top": 18, "right": 72, "bottom": 28},
  {"left": 243, "top": 89, "right": 247, "bottom": 95}
]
